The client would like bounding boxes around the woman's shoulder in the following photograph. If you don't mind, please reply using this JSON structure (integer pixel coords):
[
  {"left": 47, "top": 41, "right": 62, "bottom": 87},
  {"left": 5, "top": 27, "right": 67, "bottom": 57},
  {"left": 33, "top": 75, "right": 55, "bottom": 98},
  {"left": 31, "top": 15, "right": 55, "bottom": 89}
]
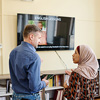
[
  {"left": 71, "top": 71, "right": 89, "bottom": 81},
  {"left": 71, "top": 71, "right": 97, "bottom": 82},
  {"left": 71, "top": 71, "right": 81, "bottom": 78}
]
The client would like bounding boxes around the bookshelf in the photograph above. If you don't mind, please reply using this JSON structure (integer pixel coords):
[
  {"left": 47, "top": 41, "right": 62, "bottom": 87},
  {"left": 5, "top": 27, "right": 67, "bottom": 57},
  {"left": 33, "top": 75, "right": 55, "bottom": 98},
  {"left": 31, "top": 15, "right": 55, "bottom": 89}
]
[
  {"left": 45, "top": 86, "right": 64, "bottom": 91},
  {"left": 0, "top": 74, "right": 11, "bottom": 100},
  {"left": 41, "top": 69, "right": 66, "bottom": 100},
  {"left": 0, "top": 74, "right": 10, "bottom": 80},
  {"left": 0, "top": 69, "right": 100, "bottom": 100},
  {"left": 0, "top": 93, "right": 12, "bottom": 97},
  {"left": 41, "top": 69, "right": 100, "bottom": 100}
]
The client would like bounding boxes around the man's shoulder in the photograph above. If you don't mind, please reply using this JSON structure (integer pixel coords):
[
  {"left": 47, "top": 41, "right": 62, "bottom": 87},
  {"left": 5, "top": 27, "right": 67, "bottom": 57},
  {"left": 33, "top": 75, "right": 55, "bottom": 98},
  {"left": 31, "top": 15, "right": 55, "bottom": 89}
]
[
  {"left": 10, "top": 45, "right": 39, "bottom": 60},
  {"left": 10, "top": 45, "right": 21, "bottom": 54}
]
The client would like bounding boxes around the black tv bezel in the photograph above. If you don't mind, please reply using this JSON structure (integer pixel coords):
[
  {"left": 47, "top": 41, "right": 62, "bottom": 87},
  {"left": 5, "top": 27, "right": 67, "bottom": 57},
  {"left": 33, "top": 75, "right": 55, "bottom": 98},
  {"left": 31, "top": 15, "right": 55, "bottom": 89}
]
[{"left": 17, "top": 13, "right": 75, "bottom": 51}]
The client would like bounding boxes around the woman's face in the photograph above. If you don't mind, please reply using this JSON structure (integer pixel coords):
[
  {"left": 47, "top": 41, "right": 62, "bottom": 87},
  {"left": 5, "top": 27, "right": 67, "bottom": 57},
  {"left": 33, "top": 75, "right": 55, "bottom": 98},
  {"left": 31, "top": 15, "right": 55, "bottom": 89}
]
[{"left": 72, "top": 48, "right": 80, "bottom": 64}]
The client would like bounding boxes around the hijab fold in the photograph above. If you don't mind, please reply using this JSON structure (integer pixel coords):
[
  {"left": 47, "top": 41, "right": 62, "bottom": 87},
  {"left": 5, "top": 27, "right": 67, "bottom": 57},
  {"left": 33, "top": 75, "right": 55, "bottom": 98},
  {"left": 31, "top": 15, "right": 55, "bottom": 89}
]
[{"left": 74, "top": 45, "right": 99, "bottom": 79}]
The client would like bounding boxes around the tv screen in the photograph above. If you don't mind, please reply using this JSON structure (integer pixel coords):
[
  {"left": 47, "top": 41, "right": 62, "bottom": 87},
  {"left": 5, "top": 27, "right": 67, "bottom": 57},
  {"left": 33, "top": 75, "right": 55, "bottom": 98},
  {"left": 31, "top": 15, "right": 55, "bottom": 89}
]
[{"left": 17, "top": 13, "right": 75, "bottom": 51}]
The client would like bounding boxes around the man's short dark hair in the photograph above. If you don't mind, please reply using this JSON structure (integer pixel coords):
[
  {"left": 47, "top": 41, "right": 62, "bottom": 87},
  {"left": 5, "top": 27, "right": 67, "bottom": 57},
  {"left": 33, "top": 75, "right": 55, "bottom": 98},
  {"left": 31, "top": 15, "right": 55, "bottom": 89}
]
[
  {"left": 38, "top": 21, "right": 42, "bottom": 24},
  {"left": 23, "top": 24, "right": 41, "bottom": 38}
]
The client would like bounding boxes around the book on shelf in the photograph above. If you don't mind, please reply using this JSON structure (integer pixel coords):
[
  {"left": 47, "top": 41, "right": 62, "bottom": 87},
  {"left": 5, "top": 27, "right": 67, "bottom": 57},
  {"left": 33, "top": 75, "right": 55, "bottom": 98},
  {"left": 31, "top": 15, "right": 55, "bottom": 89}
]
[
  {"left": 41, "top": 74, "right": 54, "bottom": 80},
  {"left": 56, "top": 75, "right": 61, "bottom": 86},
  {"left": 0, "top": 81, "right": 13, "bottom": 95},
  {"left": 40, "top": 91, "right": 49, "bottom": 100},
  {"left": 0, "top": 97, "right": 6, "bottom": 100},
  {"left": 45, "top": 92, "right": 49, "bottom": 100},
  {"left": 48, "top": 78, "right": 53, "bottom": 87},
  {"left": 0, "top": 86, "right": 6, "bottom": 94},
  {"left": 53, "top": 89, "right": 63, "bottom": 100},
  {"left": 46, "top": 75, "right": 62, "bottom": 88}
]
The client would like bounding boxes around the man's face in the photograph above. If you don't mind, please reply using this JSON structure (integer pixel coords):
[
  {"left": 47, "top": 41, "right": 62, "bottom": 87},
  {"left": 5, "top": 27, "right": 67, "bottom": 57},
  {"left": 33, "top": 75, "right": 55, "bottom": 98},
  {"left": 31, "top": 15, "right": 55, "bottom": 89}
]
[
  {"left": 31, "top": 32, "right": 41, "bottom": 48},
  {"left": 38, "top": 23, "right": 43, "bottom": 30}
]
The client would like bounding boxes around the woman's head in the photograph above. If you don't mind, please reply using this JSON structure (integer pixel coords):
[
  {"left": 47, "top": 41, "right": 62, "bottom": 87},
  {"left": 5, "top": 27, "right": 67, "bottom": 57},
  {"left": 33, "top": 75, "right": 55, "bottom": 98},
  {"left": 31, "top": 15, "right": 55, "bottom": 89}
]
[
  {"left": 78, "top": 45, "right": 96, "bottom": 65},
  {"left": 73, "top": 45, "right": 99, "bottom": 79},
  {"left": 72, "top": 46, "right": 80, "bottom": 64}
]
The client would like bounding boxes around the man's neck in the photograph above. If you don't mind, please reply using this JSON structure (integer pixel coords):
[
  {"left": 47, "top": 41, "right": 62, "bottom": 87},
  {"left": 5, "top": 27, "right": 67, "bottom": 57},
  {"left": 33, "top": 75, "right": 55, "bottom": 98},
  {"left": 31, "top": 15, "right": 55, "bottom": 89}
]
[{"left": 24, "top": 38, "right": 31, "bottom": 44}]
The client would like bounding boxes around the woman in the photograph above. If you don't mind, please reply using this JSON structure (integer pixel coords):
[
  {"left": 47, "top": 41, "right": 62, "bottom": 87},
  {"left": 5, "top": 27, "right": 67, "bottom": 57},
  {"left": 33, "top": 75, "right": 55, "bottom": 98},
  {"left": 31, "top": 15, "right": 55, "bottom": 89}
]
[{"left": 63, "top": 45, "right": 99, "bottom": 100}]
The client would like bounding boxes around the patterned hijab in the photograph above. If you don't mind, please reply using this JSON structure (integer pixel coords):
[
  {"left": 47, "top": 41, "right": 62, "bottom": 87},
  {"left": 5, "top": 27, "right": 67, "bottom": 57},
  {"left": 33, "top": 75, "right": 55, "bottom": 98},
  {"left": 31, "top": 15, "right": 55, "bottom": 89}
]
[{"left": 74, "top": 45, "right": 99, "bottom": 79}]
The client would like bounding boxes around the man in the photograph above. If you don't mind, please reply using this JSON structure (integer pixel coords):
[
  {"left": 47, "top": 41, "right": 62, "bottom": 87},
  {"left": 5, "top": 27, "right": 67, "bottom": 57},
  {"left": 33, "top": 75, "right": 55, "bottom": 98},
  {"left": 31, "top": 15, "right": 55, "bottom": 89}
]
[
  {"left": 38, "top": 21, "right": 43, "bottom": 30},
  {"left": 37, "top": 21, "right": 47, "bottom": 45},
  {"left": 9, "top": 24, "right": 49, "bottom": 100}
]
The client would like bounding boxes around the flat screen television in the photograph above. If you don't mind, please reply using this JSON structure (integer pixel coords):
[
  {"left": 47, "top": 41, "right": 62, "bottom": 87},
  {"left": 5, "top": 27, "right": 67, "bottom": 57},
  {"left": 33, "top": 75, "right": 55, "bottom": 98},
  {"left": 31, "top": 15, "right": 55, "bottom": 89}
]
[{"left": 17, "top": 13, "right": 75, "bottom": 51}]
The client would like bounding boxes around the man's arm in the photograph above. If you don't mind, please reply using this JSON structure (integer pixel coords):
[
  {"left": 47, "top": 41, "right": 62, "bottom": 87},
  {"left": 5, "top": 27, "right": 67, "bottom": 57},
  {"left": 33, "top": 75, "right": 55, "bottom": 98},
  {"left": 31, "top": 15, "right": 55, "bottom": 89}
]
[{"left": 27, "top": 57, "right": 46, "bottom": 92}]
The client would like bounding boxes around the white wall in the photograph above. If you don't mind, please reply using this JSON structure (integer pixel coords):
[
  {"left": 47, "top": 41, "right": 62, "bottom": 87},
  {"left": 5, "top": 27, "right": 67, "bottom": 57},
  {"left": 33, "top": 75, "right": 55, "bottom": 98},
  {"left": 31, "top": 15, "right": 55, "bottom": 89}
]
[
  {"left": 0, "top": 0, "right": 2, "bottom": 74},
  {"left": 0, "top": 0, "right": 100, "bottom": 74}
]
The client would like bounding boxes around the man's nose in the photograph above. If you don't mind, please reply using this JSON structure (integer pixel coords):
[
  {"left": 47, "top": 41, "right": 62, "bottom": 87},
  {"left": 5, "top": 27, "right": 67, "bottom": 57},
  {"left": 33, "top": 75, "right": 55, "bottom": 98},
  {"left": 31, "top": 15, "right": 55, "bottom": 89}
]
[{"left": 38, "top": 40, "right": 41, "bottom": 44}]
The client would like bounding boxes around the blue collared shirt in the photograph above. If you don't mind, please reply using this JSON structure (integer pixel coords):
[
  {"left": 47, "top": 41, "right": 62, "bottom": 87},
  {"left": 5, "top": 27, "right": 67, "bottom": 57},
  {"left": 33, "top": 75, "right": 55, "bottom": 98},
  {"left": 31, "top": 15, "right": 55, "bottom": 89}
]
[{"left": 9, "top": 42, "right": 46, "bottom": 94}]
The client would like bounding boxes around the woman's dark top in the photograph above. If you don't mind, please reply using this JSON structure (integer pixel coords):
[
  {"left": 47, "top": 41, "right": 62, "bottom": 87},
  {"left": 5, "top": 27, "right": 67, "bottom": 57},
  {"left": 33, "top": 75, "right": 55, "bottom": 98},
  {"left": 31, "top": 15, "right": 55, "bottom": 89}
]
[{"left": 63, "top": 71, "right": 98, "bottom": 100}]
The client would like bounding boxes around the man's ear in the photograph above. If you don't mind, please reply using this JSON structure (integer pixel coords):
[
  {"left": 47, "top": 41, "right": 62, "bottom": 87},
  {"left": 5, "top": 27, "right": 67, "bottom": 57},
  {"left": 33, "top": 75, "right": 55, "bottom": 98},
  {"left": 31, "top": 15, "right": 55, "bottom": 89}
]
[{"left": 29, "top": 34, "right": 34, "bottom": 40}]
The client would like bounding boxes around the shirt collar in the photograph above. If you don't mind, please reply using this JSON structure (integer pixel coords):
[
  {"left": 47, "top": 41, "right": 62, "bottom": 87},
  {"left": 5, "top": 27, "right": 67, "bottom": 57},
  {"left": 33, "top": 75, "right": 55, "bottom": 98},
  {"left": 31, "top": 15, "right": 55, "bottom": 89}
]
[{"left": 21, "top": 41, "right": 36, "bottom": 52}]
